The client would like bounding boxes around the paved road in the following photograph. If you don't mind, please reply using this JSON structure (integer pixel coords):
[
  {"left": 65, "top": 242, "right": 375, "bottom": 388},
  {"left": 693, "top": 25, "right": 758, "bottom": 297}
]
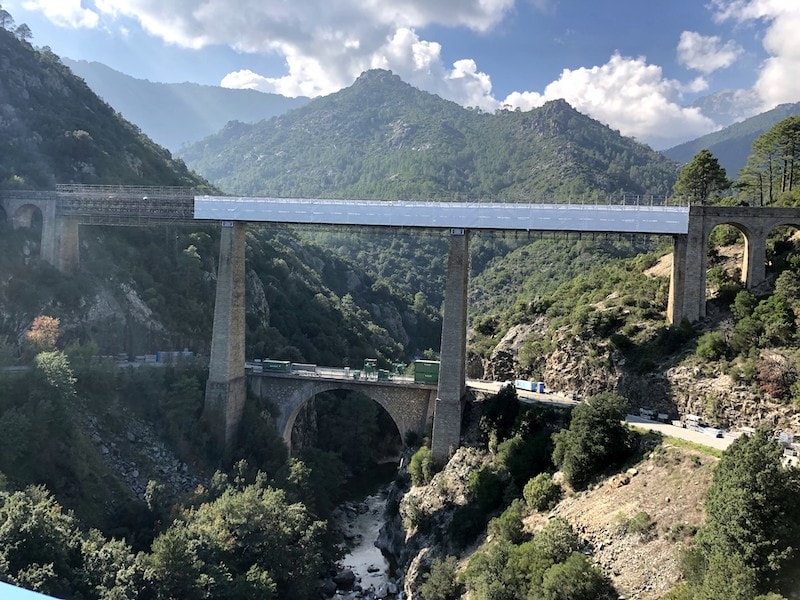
[
  {"left": 467, "top": 380, "right": 733, "bottom": 451},
  {"left": 625, "top": 415, "right": 733, "bottom": 451}
]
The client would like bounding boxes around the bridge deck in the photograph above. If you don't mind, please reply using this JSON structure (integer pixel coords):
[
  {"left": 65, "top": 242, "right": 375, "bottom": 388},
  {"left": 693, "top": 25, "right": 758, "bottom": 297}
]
[{"left": 194, "top": 196, "right": 689, "bottom": 235}]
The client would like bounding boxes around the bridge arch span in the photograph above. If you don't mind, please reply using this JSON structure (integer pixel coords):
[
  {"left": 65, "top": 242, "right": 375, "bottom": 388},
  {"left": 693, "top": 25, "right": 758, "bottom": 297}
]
[
  {"left": 247, "top": 375, "right": 436, "bottom": 453},
  {"left": 0, "top": 195, "right": 58, "bottom": 264},
  {"left": 679, "top": 206, "right": 800, "bottom": 321},
  {"left": 12, "top": 203, "right": 43, "bottom": 229}
]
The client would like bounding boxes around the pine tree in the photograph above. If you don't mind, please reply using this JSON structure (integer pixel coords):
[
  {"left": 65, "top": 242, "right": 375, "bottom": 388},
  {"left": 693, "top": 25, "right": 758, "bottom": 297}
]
[{"left": 674, "top": 149, "right": 729, "bottom": 204}]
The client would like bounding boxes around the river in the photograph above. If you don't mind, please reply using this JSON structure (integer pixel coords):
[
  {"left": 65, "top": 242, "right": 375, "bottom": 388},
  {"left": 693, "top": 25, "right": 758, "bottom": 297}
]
[{"left": 330, "top": 463, "right": 402, "bottom": 599}]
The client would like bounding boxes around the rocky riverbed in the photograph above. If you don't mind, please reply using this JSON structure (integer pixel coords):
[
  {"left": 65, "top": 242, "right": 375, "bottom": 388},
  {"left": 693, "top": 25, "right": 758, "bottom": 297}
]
[{"left": 323, "top": 490, "right": 404, "bottom": 599}]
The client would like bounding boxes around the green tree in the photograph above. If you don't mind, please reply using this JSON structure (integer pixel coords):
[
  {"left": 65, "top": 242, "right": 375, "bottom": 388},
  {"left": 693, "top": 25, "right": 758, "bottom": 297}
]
[
  {"left": 419, "top": 556, "right": 463, "bottom": 600},
  {"left": 674, "top": 149, "right": 729, "bottom": 204},
  {"left": 487, "top": 499, "right": 526, "bottom": 545},
  {"left": 0, "top": 5, "right": 14, "bottom": 30},
  {"left": 540, "top": 552, "right": 612, "bottom": 599},
  {"left": 739, "top": 116, "right": 800, "bottom": 205},
  {"left": 14, "top": 23, "right": 31, "bottom": 42},
  {"left": 695, "top": 429, "right": 800, "bottom": 591},
  {"left": 33, "top": 351, "right": 76, "bottom": 402},
  {"left": 696, "top": 331, "right": 729, "bottom": 360},
  {"left": 551, "top": 392, "right": 634, "bottom": 489},
  {"left": 146, "top": 484, "right": 326, "bottom": 599},
  {"left": 731, "top": 290, "right": 758, "bottom": 321},
  {"left": 0, "top": 486, "right": 83, "bottom": 598},
  {"left": 409, "top": 445, "right": 435, "bottom": 486}
]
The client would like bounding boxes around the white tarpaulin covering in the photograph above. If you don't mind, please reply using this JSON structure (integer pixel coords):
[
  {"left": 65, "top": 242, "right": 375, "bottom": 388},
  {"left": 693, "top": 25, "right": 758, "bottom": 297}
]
[{"left": 194, "top": 196, "right": 689, "bottom": 235}]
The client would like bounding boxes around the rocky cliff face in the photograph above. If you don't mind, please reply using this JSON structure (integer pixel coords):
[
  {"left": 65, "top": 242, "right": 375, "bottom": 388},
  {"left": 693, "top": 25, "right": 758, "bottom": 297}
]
[
  {"left": 480, "top": 316, "right": 800, "bottom": 434},
  {"left": 377, "top": 447, "right": 492, "bottom": 597}
]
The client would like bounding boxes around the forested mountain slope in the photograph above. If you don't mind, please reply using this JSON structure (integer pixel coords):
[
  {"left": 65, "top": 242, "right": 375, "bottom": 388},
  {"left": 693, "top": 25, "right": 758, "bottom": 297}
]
[
  {"left": 662, "top": 101, "right": 800, "bottom": 177},
  {"left": 181, "top": 69, "right": 679, "bottom": 200},
  {"left": 0, "top": 18, "right": 439, "bottom": 539},
  {"left": 0, "top": 29, "right": 204, "bottom": 190},
  {"left": 63, "top": 58, "right": 309, "bottom": 152},
  {"left": 0, "top": 28, "right": 438, "bottom": 365}
]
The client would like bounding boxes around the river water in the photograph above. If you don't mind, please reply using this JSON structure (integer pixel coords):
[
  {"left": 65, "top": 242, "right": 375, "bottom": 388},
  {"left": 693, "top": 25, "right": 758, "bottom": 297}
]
[
  {"left": 336, "top": 492, "right": 394, "bottom": 597},
  {"left": 331, "top": 464, "right": 401, "bottom": 599}
]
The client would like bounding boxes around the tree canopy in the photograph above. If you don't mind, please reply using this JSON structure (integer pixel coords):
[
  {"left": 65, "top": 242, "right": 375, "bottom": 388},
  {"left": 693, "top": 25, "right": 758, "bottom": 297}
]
[
  {"left": 674, "top": 149, "right": 729, "bottom": 204},
  {"left": 739, "top": 116, "right": 800, "bottom": 205},
  {"left": 551, "top": 392, "right": 634, "bottom": 489}
]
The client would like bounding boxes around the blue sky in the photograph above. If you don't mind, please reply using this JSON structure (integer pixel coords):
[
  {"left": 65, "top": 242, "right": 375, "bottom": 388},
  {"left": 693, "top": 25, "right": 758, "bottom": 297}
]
[{"left": 3, "top": 0, "right": 800, "bottom": 148}]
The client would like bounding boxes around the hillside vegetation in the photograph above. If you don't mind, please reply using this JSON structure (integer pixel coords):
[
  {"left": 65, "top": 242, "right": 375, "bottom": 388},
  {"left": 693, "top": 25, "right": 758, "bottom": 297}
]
[
  {"left": 181, "top": 69, "right": 678, "bottom": 200},
  {"left": 63, "top": 58, "right": 309, "bottom": 152},
  {"left": 0, "top": 28, "right": 204, "bottom": 190},
  {"left": 4, "top": 11, "right": 800, "bottom": 599}
]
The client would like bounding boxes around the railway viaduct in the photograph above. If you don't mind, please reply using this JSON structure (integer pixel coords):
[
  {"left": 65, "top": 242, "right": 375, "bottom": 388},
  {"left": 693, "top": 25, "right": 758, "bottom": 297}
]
[{"left": 3, "top": 185, "right": 800, "bottom": 460}]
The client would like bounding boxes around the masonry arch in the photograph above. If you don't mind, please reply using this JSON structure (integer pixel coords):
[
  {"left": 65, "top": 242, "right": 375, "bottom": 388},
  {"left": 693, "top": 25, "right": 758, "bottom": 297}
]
[
  {"left": 704, "top": 222, "right": 749, "bottom": 304},
  {"left": 286, "top": 387, "right": 405, "bottom": 463},
  {"left": 245, "top": 375, "right": 435, "bottom": 455},
  {"left": 12, "top": 203, "right": 43, "bottom": 230},
  {"left": 282, "top": 382, "right": 406, "bottom": 453}
]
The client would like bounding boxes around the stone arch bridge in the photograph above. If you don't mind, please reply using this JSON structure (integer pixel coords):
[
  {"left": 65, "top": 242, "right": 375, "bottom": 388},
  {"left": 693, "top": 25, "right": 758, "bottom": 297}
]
[{"left": 246, "top": 373, "right": 437, "bottom": 450}]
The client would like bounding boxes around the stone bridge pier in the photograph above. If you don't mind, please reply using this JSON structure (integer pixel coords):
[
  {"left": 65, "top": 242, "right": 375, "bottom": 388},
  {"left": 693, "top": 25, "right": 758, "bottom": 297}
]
[
  {"left": 247, "top": 375, "right": 437, "bottom": 450},
  {"left": 670, "top": 206, "right": 800, "bottom": 323},
  {"left": 0, "top": 194, "right": 59, "bottom": 266}
]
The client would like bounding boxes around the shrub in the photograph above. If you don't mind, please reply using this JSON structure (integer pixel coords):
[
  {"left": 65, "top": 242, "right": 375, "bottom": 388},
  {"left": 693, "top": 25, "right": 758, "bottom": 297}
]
[
  {"left": 479, "top": 384, "right": 520, "bottom": 443},
  {"left": 487, "top": 499, "right": 526, "bottom": 545},
  {"left": 523, "top": 473, "right": 562, "bottom": 512},
  {"left": 468, "top": 465, "right": 506, "bottom": 512},
  {"left": 495, "top": 431, "right": 553, "bottom": 489},
  {"left": 419, "top": 556, "right": 463, "bottom": 600},
  {"left": 624, "top": 511, "right": 655, "bottom": 537},
  {"left": 409, "top": 446, "right": 435, "bottom": 486},
  {"left": 540, "top": 552, "right": 613, "bottom": 600},
  {"left": 696, "top": 331, "right": 729, "bottom": 360},
  {"left": 448, "top": 504, "right": 486, "bottom": 550}
]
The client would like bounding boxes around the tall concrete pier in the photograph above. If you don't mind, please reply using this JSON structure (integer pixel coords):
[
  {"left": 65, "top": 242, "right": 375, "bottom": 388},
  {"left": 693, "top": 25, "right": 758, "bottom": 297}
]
[
  {"left": 431, "top": 229, "right": 470, "bottom": 462},
  {"left": 204, "top": 221, "right": 247, "bottom": 457}
]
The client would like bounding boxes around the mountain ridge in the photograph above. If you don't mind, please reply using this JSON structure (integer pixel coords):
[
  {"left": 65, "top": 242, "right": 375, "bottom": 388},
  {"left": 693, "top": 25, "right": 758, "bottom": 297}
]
[
  {"left": 63, "top": 58, "right": 309, "bottom": 152},
  {"left": 662, "top": 101, "right": 800, "bottom": 177},
  {"left": 180, "top": 69, "right": 680, "bottom": 200}
]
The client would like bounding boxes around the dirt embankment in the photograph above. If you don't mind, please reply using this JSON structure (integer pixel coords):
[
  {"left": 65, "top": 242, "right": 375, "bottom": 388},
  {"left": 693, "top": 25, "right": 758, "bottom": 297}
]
[{"left": 531, "top": 442, "right": 716, "bottom": 599}]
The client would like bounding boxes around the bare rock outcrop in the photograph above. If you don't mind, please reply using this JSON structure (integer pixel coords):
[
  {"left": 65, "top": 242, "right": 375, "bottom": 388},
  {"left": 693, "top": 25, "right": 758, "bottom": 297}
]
[{"left": 484, "top": 321, "right": 543, "bottom": 381}]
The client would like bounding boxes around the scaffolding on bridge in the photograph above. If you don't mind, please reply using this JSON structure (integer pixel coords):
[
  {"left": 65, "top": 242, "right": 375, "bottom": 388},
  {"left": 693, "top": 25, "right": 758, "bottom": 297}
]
[{"left": 54, "top": 184, "right": 197, "bottom": 225}]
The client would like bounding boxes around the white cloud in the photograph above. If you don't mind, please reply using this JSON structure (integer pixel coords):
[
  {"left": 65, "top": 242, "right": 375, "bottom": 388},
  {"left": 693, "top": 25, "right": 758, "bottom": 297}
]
[
  {"left": 712, "top": 0, "right": 800, "bottom": 110},
  {"left": 529, "top": 0, "right": 557, "bottom": 15},
  {"left": 677, "top": 31, "right": 742, "bottom": 74},
  {"left": 502, "top": 53, "right": 719, "bottom": 148},
  {"left": 58, "top": 0, "right": 506, "bottom": 106},
  {"left": 21, "top": 0, "right": 99, "bottom": 28},
  {"left": 20, "top": 0, "right": 739, "bottom": 148}
]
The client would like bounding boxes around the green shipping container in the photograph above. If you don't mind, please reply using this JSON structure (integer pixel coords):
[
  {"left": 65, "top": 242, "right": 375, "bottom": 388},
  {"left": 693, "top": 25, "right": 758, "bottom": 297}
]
[
  {"left": 414, "top": 360, "right": 440, "bottom": 383},
  {"left": 263, "top": 359, "right": 292, "bottom": 373}
]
